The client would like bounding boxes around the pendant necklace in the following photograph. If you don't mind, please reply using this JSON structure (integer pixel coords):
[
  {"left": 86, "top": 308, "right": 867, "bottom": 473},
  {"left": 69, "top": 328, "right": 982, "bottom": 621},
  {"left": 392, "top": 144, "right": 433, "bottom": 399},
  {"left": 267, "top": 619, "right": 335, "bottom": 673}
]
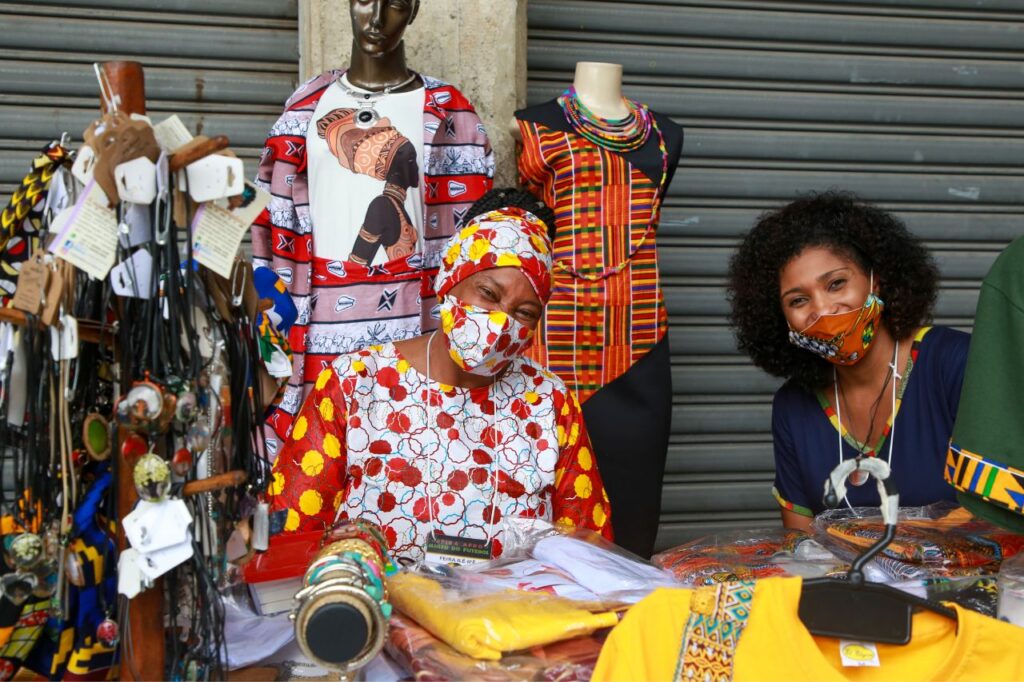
[
  {"left": 833, "top": 341, "right": 900, "bottom": 497},
  {"left": 339, "top": 71, "right": 420, "bottom": 129}
]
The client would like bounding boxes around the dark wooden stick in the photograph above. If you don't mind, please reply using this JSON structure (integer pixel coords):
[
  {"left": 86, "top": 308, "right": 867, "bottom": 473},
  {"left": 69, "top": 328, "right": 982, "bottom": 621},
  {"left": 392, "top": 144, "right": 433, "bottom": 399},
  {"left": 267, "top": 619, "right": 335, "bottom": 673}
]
[
  {"left": 182, "top": 470, "right": 247, "bottom": 497},
  {"left": 100, "top": 61, "right": 146, "bottom": 116},
  {"left": 168, "top": 135, "right": 231, "bottom": 172}
]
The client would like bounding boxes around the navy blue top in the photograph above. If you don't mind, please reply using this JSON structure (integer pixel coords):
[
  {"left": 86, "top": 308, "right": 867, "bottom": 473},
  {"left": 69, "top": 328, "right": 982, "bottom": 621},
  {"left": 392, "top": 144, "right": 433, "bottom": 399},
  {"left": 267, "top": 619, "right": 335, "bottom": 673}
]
[{"left": 772, "top": 326, "right": 970, "bottom": 516}]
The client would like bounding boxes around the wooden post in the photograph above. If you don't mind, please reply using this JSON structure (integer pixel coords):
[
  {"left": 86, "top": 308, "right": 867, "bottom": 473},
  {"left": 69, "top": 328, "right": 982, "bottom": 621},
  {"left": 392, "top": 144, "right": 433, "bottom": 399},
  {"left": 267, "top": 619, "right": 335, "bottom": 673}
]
[{"left": 98, "top": 60, "right": 166, "bottom": 682}]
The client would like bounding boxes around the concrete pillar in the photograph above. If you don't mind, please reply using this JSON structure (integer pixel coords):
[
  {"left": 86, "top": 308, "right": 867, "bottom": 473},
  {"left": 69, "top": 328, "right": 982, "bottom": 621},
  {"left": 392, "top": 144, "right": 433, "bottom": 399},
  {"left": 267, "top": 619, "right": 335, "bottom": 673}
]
[{"left": 299, "top": 0, "right": 527, "bottom": 186}]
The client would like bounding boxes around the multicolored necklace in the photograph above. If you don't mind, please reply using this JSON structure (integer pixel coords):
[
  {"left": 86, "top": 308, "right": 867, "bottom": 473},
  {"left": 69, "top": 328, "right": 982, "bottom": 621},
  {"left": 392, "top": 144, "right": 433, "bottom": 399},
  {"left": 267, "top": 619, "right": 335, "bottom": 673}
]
[
  {"left": 554, "top": 88, "right": 671, "bottom": 281},
  {"left": 558, "top": 87, "right": 653, "bottom": 153}
]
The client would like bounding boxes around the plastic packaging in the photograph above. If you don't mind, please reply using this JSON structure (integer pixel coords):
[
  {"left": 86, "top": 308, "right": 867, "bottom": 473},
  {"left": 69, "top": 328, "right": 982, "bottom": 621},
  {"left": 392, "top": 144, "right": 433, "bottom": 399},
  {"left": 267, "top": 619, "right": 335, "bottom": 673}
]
[
  {"left": 385, "top": 611, "right": 605, "bottom": 680},
  {"left": 652, "top": 528, "right": 846, "bottom": 585},
  {"left": 811, "top": 502, "right": 1024, "bottom": 580},
  {"left": 386, "top": 570, "right": 619, "bottom": 661},
  {"left": 998, "top": 552, "right": 1024, "bottom": 626},
  {"left": 469, "top": 517, "right": 677, "bottom": 604}
]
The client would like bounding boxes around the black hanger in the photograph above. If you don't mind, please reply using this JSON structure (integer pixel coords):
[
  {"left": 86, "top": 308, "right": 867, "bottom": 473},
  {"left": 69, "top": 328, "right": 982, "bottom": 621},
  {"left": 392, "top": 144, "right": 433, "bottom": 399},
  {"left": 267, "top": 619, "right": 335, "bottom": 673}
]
[{"left": 798, "top": 456, "right": 958, "bottom": 645}]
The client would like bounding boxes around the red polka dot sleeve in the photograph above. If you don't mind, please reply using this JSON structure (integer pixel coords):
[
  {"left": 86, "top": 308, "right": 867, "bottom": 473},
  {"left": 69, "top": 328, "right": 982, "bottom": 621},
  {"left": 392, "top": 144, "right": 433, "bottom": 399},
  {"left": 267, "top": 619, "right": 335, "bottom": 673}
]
[
  {"left": 551, "top": 390, "right": 614, "bottom": 541},
  {"left": 267, "top": 367, "right": 349, "bottom": 533}
]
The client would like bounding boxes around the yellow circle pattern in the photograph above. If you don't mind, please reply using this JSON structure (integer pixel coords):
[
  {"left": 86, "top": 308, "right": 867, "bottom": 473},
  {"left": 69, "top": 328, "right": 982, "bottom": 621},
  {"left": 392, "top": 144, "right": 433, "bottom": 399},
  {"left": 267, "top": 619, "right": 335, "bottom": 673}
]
[
  {"left": 268, "top": 471, "right": 285, "bottom": 496},
  {"left": 315, "top": 369, "right": 332, "bottom": 391},
  {"left": 578, "top": 446, "right": 592, "bottom": 471},
  {"left": 592, "top": 503, "right": 607, "bottom": 528},
  {"left": 284, "top": 508, "right": 300, "bottom": 532},
  {"left": 323, "top": 433, "right": 342, "bottom": 459},
  {"left": 574, "top": 473, "right": 593, "bottom": 499},
  {"left": 299, "top": 489, "right": 323, "bottom": 516},
  {"left": 301, "top": 450, "right": 324, "bottom": 476},
  {"left": 292, "top": 416, "right": 308, "bottom": 441},
  {"left": 319, "top": 398, "right": 334, "bottom": 422}
]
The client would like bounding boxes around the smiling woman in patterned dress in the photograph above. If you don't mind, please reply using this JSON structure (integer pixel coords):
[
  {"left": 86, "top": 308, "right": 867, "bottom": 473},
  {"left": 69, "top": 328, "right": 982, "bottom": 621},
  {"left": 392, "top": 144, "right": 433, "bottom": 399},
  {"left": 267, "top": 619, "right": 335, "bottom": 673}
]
[{"left": 266, "top": 191, "right": 613, "bottom": 562}]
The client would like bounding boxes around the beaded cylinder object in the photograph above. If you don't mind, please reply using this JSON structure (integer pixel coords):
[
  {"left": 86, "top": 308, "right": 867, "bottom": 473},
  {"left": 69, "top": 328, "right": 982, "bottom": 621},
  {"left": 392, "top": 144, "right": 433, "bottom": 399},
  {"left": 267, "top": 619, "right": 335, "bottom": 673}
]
[{"left": 290, "top": 519, "right": 398, "bottom": 674}]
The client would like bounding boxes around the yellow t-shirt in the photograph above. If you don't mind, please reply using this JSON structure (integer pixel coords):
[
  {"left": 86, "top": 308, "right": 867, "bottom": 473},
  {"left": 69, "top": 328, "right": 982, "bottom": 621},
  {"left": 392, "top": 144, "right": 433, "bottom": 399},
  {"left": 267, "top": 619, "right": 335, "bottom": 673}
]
[{"left": 593, "top": 576, "right": 1024, "bottom": 681}]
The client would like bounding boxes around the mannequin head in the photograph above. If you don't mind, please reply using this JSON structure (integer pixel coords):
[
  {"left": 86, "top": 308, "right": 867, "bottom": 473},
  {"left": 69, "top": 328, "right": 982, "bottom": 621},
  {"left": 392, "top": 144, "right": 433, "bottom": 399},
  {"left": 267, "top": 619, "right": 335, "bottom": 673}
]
[{"left": 350, "top": 0, "right": 420, "bottom": 58}]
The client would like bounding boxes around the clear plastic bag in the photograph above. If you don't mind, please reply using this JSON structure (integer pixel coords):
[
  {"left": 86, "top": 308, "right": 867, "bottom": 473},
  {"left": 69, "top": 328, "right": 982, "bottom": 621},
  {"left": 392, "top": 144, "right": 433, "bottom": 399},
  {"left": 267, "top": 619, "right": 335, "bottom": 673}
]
[
  {"left": 473, "top": 517, "right": 678, "bottom": 604},
  {"left": 385, "top": 611, "right": 605, "bottom": 680},
  {"left": 652, "top": 528, "right": 846, "bottom": 585},
  {"left": 811, "top": 502, "right": 1024, "bottom": 580},
  {"left": 998, "top": 551, "right": 1024, "bottom": 626},
  {"left": 386, "top": 569, "right": 619, "bottom": 661}
]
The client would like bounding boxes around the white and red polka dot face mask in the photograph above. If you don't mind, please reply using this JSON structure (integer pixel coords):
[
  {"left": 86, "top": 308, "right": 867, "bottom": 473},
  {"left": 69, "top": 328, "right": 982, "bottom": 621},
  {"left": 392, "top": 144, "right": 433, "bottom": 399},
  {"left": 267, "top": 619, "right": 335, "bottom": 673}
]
[{"left": 439, "top": 295, "right": 534, "bottom": 376}]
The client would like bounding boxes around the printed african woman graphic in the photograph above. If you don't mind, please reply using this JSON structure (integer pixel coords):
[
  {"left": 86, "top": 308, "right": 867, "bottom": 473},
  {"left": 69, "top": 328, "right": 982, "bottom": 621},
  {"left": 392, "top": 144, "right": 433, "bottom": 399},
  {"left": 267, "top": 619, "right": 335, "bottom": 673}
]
[{"left": 317, "top": 108, "right": 420, "bottom": 265}]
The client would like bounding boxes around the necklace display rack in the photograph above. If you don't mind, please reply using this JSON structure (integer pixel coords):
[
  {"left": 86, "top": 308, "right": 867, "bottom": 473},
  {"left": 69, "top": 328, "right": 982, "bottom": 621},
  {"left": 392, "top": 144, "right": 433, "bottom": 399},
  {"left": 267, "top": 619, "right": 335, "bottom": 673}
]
[{"left": 0, "top": 61, "right": 268, "bottom": 680}]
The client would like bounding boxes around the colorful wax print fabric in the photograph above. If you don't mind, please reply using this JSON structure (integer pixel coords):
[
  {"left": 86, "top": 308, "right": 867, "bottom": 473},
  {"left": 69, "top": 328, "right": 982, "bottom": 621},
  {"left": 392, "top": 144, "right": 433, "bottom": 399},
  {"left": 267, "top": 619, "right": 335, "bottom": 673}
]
[
  {"left": 517, "top": 120, "right": 667, "bottom": 402},
  {"left": 267, "top": 342, "right": 612, "bottom": 562}
]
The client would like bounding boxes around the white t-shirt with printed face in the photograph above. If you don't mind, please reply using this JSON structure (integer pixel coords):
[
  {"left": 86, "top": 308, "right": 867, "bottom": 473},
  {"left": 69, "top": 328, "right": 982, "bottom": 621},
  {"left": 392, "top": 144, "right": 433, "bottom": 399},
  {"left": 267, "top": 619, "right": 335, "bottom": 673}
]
[{"left": 306, "top": 76, "right": 425, "bottom": 264}]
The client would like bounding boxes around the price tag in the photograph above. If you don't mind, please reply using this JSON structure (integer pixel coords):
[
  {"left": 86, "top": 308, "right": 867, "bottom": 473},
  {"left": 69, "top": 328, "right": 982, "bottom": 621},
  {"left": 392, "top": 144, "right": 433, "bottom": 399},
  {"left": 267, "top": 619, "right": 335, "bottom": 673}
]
[
  {"left": 114, "top": 155, "right": 158, "bottom": 204},
  {"left": 185, "top": 154, "right": 244, "bottom": 203},
  {"left": 137, "top": 533, "right": 194, "bottom": 580},
  {"left": 123, "top": 498, "right": 193, "bottom": 553},
  {"left": 11, "top": 256, "right": 49, "bottom": 315},
  {"left": 839, "top": 640, "right": 881, "bottom": 667}
]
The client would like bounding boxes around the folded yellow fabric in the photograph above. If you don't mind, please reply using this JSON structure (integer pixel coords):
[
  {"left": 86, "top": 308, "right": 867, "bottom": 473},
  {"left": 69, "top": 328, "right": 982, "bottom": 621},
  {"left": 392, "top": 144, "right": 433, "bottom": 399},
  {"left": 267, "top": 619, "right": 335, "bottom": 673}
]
[{"left": 387, "top": 572, "right": 620, "bottom": 660}]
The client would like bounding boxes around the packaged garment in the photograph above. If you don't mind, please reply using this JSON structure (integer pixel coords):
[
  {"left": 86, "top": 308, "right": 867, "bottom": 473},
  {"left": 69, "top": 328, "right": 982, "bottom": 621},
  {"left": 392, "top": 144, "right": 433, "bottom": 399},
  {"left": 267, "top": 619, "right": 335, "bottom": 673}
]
[
  {"left": 385, "top": 612, "right": 604, "bottom": 680},
  {"left": 998, "top": 552, "right": 1024, "bottom": 627},
  {"left": 385, "top": 571, "right": 618, "bottom": 661},
  {"left": 652, "top": 528, "right": 846, "bottom": 585},
  {"left": 592, "top": 577, "right": 1024, "bottom": 682},
  {"left": 476, "top": 517, "right": 676, "bottom": 604},
  {"left": 812, "top": 503, "right": 1024, "bottom": 580}
]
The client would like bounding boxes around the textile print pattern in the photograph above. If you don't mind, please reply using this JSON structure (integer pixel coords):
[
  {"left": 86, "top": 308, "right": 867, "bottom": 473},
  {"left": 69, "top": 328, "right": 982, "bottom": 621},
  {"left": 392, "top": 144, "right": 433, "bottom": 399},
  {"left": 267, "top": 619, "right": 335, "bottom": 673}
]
[
  {"left": 267, "top": 343, "right": 612, "bottom": 562},
  {"left": 946, "top": 443, "right": 1024, "bottom": 517},
  {"left": 251, "top": 70, "right": 494, "bottom": 457},
  {"left": 673, "top": 581, "right": 754, "bottom": 682},
  {"left": 517, "top": 120, "right": 666, "bottom": 402},
  {"left": 0, "top": 143, "right": 72, "bottom": 301}
]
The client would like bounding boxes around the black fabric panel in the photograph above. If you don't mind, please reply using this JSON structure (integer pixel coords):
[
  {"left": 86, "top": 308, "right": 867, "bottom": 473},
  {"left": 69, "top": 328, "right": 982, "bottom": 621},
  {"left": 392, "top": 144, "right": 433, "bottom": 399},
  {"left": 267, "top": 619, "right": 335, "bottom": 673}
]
[{"left": 581, "top": 336, "right": 672, "bottom": 558}]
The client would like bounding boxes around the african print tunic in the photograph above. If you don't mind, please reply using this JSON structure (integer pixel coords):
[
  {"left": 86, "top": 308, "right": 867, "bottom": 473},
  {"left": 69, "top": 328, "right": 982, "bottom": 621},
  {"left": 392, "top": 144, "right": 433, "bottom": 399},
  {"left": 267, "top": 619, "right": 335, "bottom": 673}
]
[
  {"left": 252, "top": 70, "right": 494, "bottom": 457},
  {"left": 267, "top": 342, "right": 613, "bottom": 562},
  {"left": 517, "top": 120, "right": 667, "bottom": 402}
]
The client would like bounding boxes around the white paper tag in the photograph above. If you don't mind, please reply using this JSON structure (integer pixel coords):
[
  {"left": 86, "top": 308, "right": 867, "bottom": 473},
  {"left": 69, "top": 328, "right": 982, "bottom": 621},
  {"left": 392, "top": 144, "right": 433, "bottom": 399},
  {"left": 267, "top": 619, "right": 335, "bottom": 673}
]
[
  {"left": 114, "top": 156, "right": 158, "bottom": 204},
  {"left": 110, "top": 248, "right": 155, "bottom": 299},
  {"left": 123, "top": 498, "right": 193, "bottom": 553},
  {"left": 152, "top": 115, "right": 194, "bottom": 154},
  {"left": 117, "top": 548, "right": 144, "bottom": 599},
  {"left": 49, "top": 316, "right": 79, "bottom": 361},
  {"left": 839, "top": 640, "right": 881, "bottom": 667},
  {"left": 137, "top": 532, "right": 194, "bottom": 580},
  {"left": 185, "top": 154, "right": 244, "bottom": 203},
  {"left": 48, "top": 182, "right": 119, "bottom": 280},
  {"left": 119, "top": 203, "right": 152, "bottom": 248},
  {"left": 6, "top": 329, "right": 26, "bottom": 427},
  {"left": 71, "top": 145, "right": 97, "bottom": 186},
  {"left": 191, "top": 182, "right": 270, "bottom": 277}
]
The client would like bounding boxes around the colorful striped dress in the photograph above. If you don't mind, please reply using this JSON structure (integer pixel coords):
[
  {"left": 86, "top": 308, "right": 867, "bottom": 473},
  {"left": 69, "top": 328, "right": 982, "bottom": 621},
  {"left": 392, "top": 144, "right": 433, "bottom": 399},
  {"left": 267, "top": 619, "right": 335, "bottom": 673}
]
[{"left": 516, "top": 114, "right": 668, "bottom": 402}]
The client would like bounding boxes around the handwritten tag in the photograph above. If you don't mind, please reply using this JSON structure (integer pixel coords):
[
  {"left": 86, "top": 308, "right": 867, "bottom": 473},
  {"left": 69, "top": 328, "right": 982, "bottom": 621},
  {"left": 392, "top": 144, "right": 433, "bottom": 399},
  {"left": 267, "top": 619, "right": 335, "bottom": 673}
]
[
  {"left": 11, "top": 257, "right": 48, "bottom": 315},
  {"left": 839, "top": 640, "right": 880, "bottom": 667},
  {"left": 48, "top": 182, "right": 119, "bottom": 280},
  {"left": 191, "top": 182, "right": 270, "bottom": 277}
]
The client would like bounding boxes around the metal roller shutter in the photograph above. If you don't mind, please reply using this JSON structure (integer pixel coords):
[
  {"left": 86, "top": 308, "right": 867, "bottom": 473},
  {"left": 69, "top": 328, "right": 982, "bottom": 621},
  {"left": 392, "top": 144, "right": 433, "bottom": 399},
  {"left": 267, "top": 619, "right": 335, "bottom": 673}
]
[
  {"left": 527, "top": 0, "right": 1024, "bottom": 550},
  {"left": 0, "top": 0, "right": 298, "bottom": 203}
]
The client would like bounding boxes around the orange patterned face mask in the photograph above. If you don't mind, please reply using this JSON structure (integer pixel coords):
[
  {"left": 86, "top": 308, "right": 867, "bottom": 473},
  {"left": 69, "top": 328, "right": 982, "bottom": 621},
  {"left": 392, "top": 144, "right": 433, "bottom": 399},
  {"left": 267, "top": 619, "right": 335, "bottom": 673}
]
[{"left": 788, "top": 291, "right": 885, "bottom": 366}]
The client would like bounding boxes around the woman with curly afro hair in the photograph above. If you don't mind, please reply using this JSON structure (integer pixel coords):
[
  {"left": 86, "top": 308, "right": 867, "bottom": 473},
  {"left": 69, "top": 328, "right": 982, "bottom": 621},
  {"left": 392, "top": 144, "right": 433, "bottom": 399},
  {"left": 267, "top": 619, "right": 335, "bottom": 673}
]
[{"left": 728, "top": 191, "right": 969, "bottom": 530}]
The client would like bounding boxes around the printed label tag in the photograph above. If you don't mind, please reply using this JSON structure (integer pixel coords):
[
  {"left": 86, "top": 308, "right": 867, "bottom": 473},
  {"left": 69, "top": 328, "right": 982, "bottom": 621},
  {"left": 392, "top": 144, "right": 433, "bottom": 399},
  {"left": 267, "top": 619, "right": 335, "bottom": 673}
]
[
  {"left": 839, "top": 640, "right": 881, "bottom": 667},
  {"left": 190, "top": 181, "right": 270, "bottom": 277},
  {"left": 152, "top": 115, "right": 194, "bottom": 154},
  {"left": 424, "top": 532, "right": 492, "bottom": 567},
  {"left": 48, "top": 181, "right": 119, "bottom": 280}
]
